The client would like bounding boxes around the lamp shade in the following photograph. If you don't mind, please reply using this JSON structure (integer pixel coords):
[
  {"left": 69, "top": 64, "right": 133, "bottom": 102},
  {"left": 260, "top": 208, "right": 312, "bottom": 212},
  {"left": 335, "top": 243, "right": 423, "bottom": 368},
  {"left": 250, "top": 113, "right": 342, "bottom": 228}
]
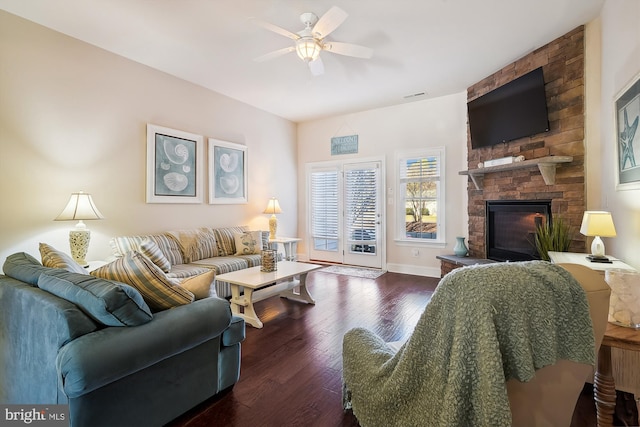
[
  {"left": 579, "top": 211, "right": 617, "bottom": 237},
  {"left": 263, "top": 198, "right": 282, "bottom": 215},
  {"left": 55, "top": 192, "right": 104, "bottom": 226}
]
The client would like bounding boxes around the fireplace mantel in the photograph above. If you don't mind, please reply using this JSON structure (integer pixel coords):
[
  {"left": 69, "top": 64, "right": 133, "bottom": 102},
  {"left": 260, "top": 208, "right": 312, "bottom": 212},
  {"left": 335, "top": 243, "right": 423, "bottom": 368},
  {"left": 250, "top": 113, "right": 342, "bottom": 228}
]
[{"left": 459, "top": 155, "right": 573, "bottom": 190}]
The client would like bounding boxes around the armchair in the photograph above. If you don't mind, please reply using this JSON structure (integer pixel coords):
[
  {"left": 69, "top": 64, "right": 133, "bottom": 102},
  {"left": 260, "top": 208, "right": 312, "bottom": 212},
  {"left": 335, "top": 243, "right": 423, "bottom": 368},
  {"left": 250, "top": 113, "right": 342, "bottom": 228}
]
[{"left": 342, "top": 261, "right": 610, "bottom": 427}]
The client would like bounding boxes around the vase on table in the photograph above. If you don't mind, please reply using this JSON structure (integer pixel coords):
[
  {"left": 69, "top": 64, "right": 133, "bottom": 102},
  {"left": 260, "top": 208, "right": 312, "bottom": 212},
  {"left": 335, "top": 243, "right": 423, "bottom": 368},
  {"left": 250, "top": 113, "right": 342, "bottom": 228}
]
[{"left": 454, "top": 237, "right": 468, "bottom": 257}]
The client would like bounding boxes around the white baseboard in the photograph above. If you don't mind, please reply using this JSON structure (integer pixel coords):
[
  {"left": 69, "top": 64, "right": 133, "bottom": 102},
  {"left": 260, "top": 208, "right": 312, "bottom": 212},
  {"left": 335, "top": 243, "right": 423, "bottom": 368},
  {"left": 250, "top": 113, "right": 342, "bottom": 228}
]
[
  {"left": 297, "top": 254, "right": 441, "bottom": 279},
  {"left": 385, "top": 263, "right": 440, "bottom": 278}
]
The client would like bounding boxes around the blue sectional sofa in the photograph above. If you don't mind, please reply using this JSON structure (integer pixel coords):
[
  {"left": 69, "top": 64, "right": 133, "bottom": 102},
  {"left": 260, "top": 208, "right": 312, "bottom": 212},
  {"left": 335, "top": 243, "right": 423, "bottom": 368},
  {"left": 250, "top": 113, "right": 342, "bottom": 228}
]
[{"left": 0, "top": 252, "right": 245, "bottom": 427}]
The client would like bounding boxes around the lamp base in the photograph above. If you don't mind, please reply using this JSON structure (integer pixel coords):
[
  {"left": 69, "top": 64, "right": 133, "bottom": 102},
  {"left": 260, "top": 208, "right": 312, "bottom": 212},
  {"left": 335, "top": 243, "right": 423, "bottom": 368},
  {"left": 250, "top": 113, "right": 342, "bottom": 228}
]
[
  {"left": 69, "top": 229, "right": 90, "bottom": 267},
  {"left": 269, "top": 215, "right": 278, "bottom": 239},
  {"left": 586, "top": 254, "right": 613, "bottom": 264}
]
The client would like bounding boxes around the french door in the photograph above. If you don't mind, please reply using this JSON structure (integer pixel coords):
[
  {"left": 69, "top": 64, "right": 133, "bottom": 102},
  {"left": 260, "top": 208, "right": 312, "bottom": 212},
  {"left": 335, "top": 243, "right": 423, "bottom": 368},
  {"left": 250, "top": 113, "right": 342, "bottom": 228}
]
[{"left": 307, "top": 160, "right": 383, "bottom": 268}]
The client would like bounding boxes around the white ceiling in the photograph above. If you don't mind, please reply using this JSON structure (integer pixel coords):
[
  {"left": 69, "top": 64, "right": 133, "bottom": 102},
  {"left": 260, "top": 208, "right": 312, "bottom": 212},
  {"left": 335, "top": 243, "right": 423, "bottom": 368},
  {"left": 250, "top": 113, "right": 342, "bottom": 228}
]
[{"left": 0, "top": 0, "right": 604, "bottom": 123}]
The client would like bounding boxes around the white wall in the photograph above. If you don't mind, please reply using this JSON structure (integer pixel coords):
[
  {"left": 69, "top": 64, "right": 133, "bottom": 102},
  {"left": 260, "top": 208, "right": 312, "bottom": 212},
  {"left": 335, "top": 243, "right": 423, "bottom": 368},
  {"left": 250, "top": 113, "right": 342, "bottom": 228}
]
[
  {"left": 0, "top": 11, "right": 297, "bottom": 265},
  {"left": 596, "top": 0, "right": 640, "bottom": 268},
  {"left": 297, "top": 93, "right": 468, "bottom": 277}
]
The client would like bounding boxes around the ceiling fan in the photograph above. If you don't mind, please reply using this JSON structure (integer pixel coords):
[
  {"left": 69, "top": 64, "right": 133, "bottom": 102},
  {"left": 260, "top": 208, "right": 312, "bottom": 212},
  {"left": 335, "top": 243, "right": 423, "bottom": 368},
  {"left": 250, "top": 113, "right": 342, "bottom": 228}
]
[{"left": 253, "top": 6, "right": 373, "bottom": 76}]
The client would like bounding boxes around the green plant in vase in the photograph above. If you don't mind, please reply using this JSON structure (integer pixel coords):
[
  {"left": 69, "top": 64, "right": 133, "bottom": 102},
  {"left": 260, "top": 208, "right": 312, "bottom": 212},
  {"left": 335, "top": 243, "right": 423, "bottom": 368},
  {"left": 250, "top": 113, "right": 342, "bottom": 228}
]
[{"left": 534, "top": 215, "right": 573, "bottom": 261}]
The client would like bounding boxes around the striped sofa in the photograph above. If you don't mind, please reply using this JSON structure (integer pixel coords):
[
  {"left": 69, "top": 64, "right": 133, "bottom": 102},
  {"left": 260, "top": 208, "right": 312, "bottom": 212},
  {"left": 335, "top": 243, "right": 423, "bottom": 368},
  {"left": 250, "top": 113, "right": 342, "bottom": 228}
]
[{"left": 109, "top": 226, "right": 270, "bottom": 298}]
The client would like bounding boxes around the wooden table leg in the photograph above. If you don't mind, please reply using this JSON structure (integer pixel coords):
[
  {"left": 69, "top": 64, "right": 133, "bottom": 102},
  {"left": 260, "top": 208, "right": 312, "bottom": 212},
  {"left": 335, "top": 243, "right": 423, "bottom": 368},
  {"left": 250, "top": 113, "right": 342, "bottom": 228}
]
[
  {"left": 595, "top": 344, "right": 617, "bottom": 427},
  {"left": 230, "top": 285, "right": 263, "bottom": 328},
  {"left": 280, "top": 273, "right": 315, "bottom": 304}
]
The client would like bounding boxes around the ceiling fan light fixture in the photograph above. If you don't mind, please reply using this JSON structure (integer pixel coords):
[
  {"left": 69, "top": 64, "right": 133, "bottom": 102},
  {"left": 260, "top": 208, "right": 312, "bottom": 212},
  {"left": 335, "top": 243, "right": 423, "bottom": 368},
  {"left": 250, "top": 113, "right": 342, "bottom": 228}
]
[{"left": 295, "top": 37, "right": 321, "bottom": 62}]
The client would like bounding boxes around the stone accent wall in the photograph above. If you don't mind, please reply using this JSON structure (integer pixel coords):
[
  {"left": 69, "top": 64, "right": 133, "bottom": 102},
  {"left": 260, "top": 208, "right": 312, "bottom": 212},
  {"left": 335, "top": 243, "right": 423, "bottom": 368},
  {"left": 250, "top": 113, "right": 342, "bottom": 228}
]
[{"left": 465, "top": 26, "right": 587, "bottom": 258}]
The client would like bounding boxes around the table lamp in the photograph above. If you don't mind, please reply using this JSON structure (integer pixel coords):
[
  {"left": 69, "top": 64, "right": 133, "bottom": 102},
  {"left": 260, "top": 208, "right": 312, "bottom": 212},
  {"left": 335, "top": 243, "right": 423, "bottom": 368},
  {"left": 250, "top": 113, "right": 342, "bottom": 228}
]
[
  {"left": 263, "top": 197, "right": 282, "bottom": 239},
  {"left": 579, "top": 211, "right": 617, "bottom": 262},
  {"left": 54, "top": 191, "right": 104, "bottom": 266}
]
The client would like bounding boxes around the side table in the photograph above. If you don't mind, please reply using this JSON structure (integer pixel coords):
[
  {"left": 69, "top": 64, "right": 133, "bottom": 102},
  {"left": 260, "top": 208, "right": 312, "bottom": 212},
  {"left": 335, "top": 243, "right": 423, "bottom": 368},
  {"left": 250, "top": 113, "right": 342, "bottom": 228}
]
[
  {"left": 269, "top": 237, "right": 301, "bottom": 261},
  {"left": 548, "top": 251, "right": 639, "bottom": 427},
  {"left": 547, "top": 251, "right": 635, "bottom": 274},
  {"left": 85, "top": 260, "right": 108, "bottom": 272}
]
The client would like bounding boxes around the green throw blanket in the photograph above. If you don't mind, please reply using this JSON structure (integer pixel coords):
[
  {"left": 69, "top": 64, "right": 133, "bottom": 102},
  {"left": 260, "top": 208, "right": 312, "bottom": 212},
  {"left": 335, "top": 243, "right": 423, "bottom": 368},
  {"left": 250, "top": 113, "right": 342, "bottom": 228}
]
[{"left": 342, "top": 261, "right": 595, "bottom": 427}]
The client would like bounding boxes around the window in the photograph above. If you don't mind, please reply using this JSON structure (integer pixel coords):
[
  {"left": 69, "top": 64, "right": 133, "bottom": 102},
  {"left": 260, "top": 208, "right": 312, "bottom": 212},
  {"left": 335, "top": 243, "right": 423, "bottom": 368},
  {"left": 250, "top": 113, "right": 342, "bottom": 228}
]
[
  {"left": 396, "top": 148, "right": 445, "bottom": 244},
  {"left": 309, "top": 167, "right": 340, "bottom": 253}
]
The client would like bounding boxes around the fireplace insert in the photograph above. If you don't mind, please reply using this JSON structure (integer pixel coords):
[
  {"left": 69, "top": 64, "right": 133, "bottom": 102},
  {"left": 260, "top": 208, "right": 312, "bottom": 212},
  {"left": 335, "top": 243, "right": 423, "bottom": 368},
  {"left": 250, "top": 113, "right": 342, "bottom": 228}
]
[{"left": 486, "top": 200, "right": 552, "bottom": 261}]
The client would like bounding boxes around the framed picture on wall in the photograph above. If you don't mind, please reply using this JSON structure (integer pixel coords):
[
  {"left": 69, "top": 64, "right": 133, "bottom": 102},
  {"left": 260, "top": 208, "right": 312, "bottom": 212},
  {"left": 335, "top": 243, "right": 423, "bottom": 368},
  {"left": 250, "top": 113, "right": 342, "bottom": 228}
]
[
  {"left": 208, "top": 139, "right": 247, "bottom": 204},
  {"left": 615, "top": 71, "right": 640, "bottom": 191},
  {"left": 146, "top": 124, "right": 204, "bottom": 203}
]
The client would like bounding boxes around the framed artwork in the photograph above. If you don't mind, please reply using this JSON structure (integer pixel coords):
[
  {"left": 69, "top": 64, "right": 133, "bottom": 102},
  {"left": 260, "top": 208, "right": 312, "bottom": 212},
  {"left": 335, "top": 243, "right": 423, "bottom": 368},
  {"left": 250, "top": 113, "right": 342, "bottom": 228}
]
[
  {"left": 615, "top": 71, "right": 640, "bottom": 190},
  {"left": 208, "top": 138, "right": 247, "bottom": 204},
  {"left": 146, "top": 124, "right": 203, "bottom": 203}
]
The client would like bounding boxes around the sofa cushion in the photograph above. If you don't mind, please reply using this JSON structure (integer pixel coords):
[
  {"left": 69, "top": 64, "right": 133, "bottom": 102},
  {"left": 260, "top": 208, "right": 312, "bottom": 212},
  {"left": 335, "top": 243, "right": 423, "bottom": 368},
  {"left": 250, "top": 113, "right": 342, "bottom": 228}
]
[
  {"left": 213, "top": 226, "right": 248, "bottom": 256},
  {"left": 39, "top": 242, "right": 88, "bottom": 274},
  {"left": 165, "top": 263, "right": 212, "bottom": 279},
  {"left": 190, "top": 257, "right": 249, "bottom": 274},
  {"left": 91, "top": 251, "right": 194, "bottom": 311},
  {"left": 176, "top": 270, "right": 216, "bottom": 299},
  {"left": 38, "top": 271, "right": 153, "bottom": 327},
  {"left": 234, "top": 230, "right": 263, "bottom": 255},
  {"left": 2, "top": 252, "right": 53, "bottom": 286},
  {"left": 110, "top": 234, "right": 183, "bottom": 267}
]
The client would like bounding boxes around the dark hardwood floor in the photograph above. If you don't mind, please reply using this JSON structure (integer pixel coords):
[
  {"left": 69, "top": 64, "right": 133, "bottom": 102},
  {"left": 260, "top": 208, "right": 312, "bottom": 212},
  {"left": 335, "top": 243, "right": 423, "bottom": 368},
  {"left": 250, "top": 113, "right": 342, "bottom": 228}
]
[{"left": 166, "top": 269, "right": 627, "bottom": 427}]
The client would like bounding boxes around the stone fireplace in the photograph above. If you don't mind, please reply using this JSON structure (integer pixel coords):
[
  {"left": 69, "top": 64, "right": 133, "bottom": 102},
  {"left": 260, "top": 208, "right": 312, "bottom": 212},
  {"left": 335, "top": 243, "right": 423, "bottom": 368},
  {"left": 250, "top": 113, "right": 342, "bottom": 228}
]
[{"left": 464, "top": 26, "right": 587, "bottom": 259}]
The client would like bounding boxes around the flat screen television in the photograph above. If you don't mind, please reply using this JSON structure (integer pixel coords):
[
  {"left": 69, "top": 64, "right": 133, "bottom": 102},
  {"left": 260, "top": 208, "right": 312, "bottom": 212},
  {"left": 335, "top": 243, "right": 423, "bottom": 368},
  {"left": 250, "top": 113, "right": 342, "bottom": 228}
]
[{"left": 468, "top": 67, "right": 550, "bottom": 149}]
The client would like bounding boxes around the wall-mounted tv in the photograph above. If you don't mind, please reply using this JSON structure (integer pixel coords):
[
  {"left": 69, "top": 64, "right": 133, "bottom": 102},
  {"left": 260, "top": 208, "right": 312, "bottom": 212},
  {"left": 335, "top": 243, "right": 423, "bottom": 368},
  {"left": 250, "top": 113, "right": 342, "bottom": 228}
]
[{"left": 468, "top": 67, "right": 550, "bottom": 150}]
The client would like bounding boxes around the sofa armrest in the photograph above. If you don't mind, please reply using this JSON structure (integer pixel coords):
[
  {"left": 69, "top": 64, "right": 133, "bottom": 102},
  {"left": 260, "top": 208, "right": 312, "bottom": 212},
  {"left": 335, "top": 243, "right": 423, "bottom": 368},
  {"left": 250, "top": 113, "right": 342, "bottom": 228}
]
[
  {"left": 56, "top": 296, "right": 233, "bottom": 398},
  {"left": 222, "top": 315, "right": 245, "bottom": 347}
]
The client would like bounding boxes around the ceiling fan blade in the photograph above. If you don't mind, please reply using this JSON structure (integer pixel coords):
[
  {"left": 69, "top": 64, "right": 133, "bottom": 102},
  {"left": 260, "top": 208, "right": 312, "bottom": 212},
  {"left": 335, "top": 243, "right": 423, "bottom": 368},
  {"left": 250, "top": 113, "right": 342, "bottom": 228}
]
[
  {"left": 308, "top": 57, "right": 325, "bottom": 76},
  {"left": 312, "top": 6, "right": 348, "bottom": 39},
  {"left": 254, "top": 46, "right": 296, "bottom": 62},
  {"left": 251, "top": 18, "right": 299, "bottom": 40},
  {"left": 323, "top": 42, "right": 373, "bottom": 59}
]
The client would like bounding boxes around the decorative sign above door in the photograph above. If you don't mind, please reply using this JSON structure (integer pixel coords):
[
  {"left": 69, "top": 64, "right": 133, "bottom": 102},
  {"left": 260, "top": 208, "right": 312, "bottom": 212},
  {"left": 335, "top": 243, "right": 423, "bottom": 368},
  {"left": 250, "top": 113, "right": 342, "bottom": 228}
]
[{"left": 331, "top": 135, "right": 359, "bottom": 155}]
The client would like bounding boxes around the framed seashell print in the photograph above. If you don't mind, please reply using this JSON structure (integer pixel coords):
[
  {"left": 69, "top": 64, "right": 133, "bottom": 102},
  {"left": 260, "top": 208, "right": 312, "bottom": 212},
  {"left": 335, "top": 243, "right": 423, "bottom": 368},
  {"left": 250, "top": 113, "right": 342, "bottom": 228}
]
[
  {"left": 208, "top": 139, "right": 248, "bottom": 204},
  {"left": 615, "top": 70, "right": 640, "bottom": 191},
  {"left": 146, "top": 124, "right": 204, "bottom": 203}
]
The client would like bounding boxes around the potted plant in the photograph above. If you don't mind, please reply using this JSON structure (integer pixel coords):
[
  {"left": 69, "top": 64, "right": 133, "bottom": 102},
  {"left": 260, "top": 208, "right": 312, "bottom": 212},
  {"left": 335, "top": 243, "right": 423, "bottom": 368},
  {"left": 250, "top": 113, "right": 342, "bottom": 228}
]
[{"left": 534, "top": 215, "right": 573, "bottom": 261}]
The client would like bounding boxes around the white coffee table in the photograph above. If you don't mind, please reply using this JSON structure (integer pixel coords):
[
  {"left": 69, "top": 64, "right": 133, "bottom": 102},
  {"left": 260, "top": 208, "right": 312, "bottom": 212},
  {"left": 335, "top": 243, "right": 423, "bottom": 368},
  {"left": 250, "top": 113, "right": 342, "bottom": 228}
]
[{"left": 216, "top": 261, "right": 322, "bottom": 328}]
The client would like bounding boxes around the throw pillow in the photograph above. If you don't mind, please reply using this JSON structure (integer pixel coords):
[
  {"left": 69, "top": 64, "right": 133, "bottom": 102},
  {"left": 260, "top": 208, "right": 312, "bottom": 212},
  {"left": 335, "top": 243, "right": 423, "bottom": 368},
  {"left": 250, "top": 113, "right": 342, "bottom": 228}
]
[
  {"left": 234, "top": 231, "right": 263, "bottom": 255},
  {"left": 39, "top": 242, "right": 89, "bottom": 275},
  {"left": 260, "top": 230, "right": 270, "bottom": 250},
  {"left": 38, "top": 271, "right": 153, "bottom": 327},
  {"left": 91, "top": 251, "right": 194, "bottom": 311},
  {"left": 176, "top": 270, "right": 216, "bottom": 300},
  {"left": 110, "top": 235, "right": 180, "bottom": 270},
  {"left": 214, "top": 226, "right": 248, "bottom": 256},
  {"left": 164, "top": 228, "right": 218, "bottom": 263},
  {"left": 138, "top": 239, "right": 172, "bottom": 272}
]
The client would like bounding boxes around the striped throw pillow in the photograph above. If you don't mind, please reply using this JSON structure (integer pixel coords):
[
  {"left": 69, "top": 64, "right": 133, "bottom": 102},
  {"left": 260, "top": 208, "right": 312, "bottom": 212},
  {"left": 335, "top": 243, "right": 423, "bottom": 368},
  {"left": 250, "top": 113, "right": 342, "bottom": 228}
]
[
  {"left": 214, "top": 226, "right": 248, "bottom": 256},
  {"left": 110, "top": 235, "right": 183, "bottom": 267},
  {"left": 39, "top": 243, "right": 88, "bottom": 275},
  {"left": 164, "top": 228, "right": 218, "bottom": 263},
  {"left": 91, "top": 251, "right": 194, "bottom": 311},
  {"left": 138, "top": 239, "right": 172, "bottom": 272}
]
